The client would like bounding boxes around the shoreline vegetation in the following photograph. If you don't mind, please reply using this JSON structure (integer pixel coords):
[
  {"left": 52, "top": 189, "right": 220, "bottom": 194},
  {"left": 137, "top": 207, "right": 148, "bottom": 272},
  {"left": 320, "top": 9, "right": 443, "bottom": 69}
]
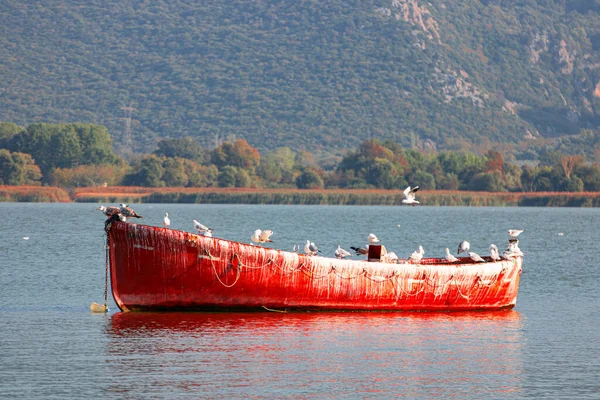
[{"left": 2, "top": 185, "right": 600, "bottom": 207}]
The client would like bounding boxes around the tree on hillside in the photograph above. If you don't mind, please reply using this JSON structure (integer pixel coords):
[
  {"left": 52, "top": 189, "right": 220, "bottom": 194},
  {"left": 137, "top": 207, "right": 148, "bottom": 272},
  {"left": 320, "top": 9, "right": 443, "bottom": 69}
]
[
  {"left": 154, "top": 137, "right": 207, "bottom": 164},
  {"left": 211, "top": 140, "right": 260, "bottom": 170},
  {"left": 0, "top": 149, "right": 42, "bottom": 185}
]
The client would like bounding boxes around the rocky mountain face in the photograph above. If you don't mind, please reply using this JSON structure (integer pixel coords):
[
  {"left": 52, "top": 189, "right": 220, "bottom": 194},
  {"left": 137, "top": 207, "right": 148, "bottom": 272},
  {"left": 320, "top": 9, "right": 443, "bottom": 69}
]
[{"left": 2, "top": 0, "right": 600, "bottom": 159}]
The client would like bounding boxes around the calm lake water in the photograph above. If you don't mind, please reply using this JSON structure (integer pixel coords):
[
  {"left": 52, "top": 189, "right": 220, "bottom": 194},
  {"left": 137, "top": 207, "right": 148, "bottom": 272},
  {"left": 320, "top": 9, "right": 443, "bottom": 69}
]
[{"left": 1, "top": 203, "right": 599, "bottom": 398}]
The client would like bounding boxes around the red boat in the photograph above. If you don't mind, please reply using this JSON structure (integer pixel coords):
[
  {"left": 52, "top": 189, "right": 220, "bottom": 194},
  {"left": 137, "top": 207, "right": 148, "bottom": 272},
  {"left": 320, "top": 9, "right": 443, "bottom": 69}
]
[{"left": 106, "top": 221, "right": 523, "bottom": 312}]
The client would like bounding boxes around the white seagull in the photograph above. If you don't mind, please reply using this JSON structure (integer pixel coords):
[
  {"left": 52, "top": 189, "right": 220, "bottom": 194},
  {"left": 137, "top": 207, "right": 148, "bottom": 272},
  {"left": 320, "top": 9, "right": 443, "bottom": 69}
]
[
  {"left": 368, "top": 233, "right": 380, "bottom": 243},
  {"left": 163, "top": 212, "right": 170, "bottom": 228},
  {"left": 489, "top": 244, "right": 501, "bottom": 261},
  {"left": 508, "top": 229, "right": 524, "bottom": 238},
  {"left": 445, "top": 248, "right": 458, "bottom": 262},
  {"left": 457, "top": 240, "right": 470, "bottom": 255},
  {"left": 335, "top": 245, "right": 352, "bottom": 259},
  {"left": 304, "top": 240, "right": 320, "bottom": 256},
  {"left": 193, "top": 219, "right": 213, "bottom": 235},
  {"left": 469, "top": 251, "right": 485, "bottom": 263},
  {"left": 402, "top": 185, "right": 420, "bottom": 206},
  {"left": 259, "top": 229, "right": 274, "bottom": 243},
  {"left": 409, "top": 245, "right": 425, "bottom": 262}
]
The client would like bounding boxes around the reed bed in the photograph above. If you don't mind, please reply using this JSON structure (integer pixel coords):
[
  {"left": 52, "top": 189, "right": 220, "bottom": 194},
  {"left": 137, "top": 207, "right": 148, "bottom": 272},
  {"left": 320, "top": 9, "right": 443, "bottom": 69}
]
[{"left": 4, "top": 186, "right": 600, "bottom": 206}]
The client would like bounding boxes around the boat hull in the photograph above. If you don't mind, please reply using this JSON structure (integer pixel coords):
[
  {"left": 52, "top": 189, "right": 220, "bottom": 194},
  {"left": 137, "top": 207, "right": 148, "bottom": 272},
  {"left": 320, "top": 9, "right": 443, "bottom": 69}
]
[{"left": 107, "top": 222, "right": 522, "bottom": 312}]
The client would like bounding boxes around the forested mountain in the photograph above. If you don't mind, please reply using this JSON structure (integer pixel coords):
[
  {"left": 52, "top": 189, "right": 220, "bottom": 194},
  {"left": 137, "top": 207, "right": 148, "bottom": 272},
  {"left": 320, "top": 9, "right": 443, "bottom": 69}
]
[{"left": 3, "top": 0, "right": 600, "bottom": 160}]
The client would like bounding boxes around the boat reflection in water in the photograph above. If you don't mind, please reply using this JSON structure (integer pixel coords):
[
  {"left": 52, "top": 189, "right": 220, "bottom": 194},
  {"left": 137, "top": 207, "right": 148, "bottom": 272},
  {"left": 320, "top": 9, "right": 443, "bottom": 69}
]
[{"left": 105, "top": 310, "right": 524, "bottom": 397}]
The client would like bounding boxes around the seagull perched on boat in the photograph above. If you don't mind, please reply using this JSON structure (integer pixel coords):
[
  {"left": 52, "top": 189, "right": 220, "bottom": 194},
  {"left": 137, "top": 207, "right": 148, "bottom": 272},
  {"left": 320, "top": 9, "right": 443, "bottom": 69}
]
[
  {"left": 382, "top": 252, "right": 399, "bottom": 263},
  {"left": 489, "top": 244, "right": 501, "bottom": 261},
  {"left": 163, "top": 212, "right": 170, "bottom": 228},
  {"left": 508, "top": 229, "right": 524, "bottom": 238},
  {"left": 409, "top": 245, "right": 424, "bottom": 262},
  {"left": 350, "top": 245, "right": 369, "bottom": 256},
  {"left": 119, "top": 204, "right": 143, "bottom": 220},
  {"left": 402, "top": 185, "right": 420, "bottom": 206},
  {"left": 193, "top": 219, "right": 213, "bottom": 235},
  {"left": 502, "top": 239, "right": 524, "bottom": 259},
  {"left": 457, "top": 240, "right": 470, "bottom": 255},
  {"left": 335, "top": 245, "right": 353, "bottom": 259},
  {"left": 304, "top": 240, "right": 321, "bottom": 256},
  {"left": 445, "top": 248, "right": 458, "bottom": 263},
  {"left": 368, "top": 233, "right": 380, "bottom": 243},
  {"left": 251, "top": 229, "right": 273, "bottom": 244},
  {"left": 469, "top": 251, "right": 485, "bottom": 263},
  {"left": 96, "top": 205, "right": 120, "bottom": 218}
]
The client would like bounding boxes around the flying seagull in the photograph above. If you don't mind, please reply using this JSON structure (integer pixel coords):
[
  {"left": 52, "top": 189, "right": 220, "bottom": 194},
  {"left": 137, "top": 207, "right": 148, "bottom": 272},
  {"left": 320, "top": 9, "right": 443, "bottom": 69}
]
[
  {"left": 335, "top": 245, "right": 353, "bottom": 259},
  {"left": 469, "top": 251, "right": 485, "bottom": 263},
  {"left": 259, "top": 229, "right": 274, "bottom": 243},
  {"left": 402, "top": 185, "right": 420, "bottom": 206},
  {"left": 508, "top": 229, "right": 524, "bottom": 238},
  {"left": 445, "top": 248, "right": 458, "bottom": 262},
  {"left": 163, "top": 212, "right": 170, "bottom": 228},
  {"left": 457, "top": 240, "right": 470, "bottom": 255}
]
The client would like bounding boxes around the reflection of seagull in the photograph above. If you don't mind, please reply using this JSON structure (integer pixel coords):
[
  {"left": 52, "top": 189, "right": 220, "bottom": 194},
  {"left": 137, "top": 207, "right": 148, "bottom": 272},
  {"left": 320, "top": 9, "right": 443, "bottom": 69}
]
[
  {"left": 335, "top": 245, "right": 352, "bottom": 259},
  {"left": 350, "top": 245, "right": 368, "bottom": 256},
  {"left": 163, "top": 212, "right": 170, "bottom": 228},
  {"left": 409, "top": 245, "right": 424, "bottom": 262},
  {"left": 402, "top": 185, "right": 420, "bottom": 206},
  {"left": 469, "top": 252, "right": 485, "bottom": 263},
  {"left": 119, "top": 204, "right": 143, "bottom": 220},
  {"left": 193, "top": 220, "right": 213, "bottom": 235},
  {"left": 508, "top": 229, "right": 524, "bottom": 238},
  {"left": 305, "top": 240, "right": 320, "bottom": 256},
  {"left": 368, "top": 233, "right": 380, "bottom": 243},
  {"left": 457, "top": 240, "right": 470, "bottom": 255},
  {"left": 445, "top": 248, "right": 458, "bottom": 262},
  {"left": 489, "top": 244, "right": 501, "bottom": 261}
]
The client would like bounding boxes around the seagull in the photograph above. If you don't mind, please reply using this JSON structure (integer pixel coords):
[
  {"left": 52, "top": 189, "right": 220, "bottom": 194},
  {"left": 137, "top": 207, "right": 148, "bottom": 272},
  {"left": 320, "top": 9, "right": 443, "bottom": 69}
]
[
  {"left": 335, "top": 245, "right": 352, "bottom": 259},
  {"left": 163, "top": 212, "right": 170, "bottom": 228},
  {"left": 489, "top": 244, "right": 501, "bottom": 261},
  {"left": 304, "top": 240, "right": 321, "bottom": 256},
  {"left": 292, "top": 244, "right": 299, "bottom": 253},
  {"left": 23, "top": 237, "right": 30, "bottom": 240},
  {"left": 119, "top": 204, "right": 143, "bottom": 219},
  {"left": 502, "top": 240, "right": 524, "bottom": 258},
  {"left": 350, "top": 245, "right": 369, "bottom": 255},
  {"left": 193, "top": 219, "right": 213, "bottom": 235},
  {"left": 259, "top": 229, "right": 274, "bottom": 243},
  {"left": 383, "top": 252, "right": 399, "bottom": 263},
  {"left": 402, "top": 185, "right": 420, "bottom": 206},
  {"left": 96, "top": 205, "right": 121, "bottom": 218},
  {"left": 469, "top": 251, "right": 485, "bottom": 263},
  {"left": 508, "top": 229, "right": 524, "bottom": 238},
  {"left": 251, "top": 229, "right": 262, "bottom": 243},
  {"left": 367, "top": 233, "right": 380, "bottom": 243},
  {"left": 445, "top": 248, "right": 458, "bottom": 262},
  {"left": 409, "top": 245, "right": 424, "bottom": 262},
  {"left": 457, "top": 240, "right": 470, "bottom": 255}
]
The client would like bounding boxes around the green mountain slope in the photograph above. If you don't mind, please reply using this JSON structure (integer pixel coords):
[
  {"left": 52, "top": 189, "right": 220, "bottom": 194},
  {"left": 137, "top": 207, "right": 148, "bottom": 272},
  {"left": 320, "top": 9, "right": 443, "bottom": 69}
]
[{"left": 2, "top": 0, "right": 600, "bottom": 158}]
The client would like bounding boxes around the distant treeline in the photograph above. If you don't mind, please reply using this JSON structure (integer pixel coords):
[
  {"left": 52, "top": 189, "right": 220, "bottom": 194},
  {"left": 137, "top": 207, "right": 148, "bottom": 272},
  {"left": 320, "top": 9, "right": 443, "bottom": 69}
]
[{"left": 2, "top": 121, "right": 600, "bottom": 195}]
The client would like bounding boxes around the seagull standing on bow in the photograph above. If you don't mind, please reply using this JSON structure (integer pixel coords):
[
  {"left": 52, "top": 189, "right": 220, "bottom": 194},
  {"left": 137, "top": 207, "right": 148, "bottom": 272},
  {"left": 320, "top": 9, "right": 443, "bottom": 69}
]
[
  {"left": 304, "top": 240, "right": 321, "bottom": 256},
  {"left": 402, "top": 185, "right": 420, "bottom": 206},
  {"left": 457, "top": 240, "right": 470, "bottom": 255},
  {"left": 368, "top": 233, "right": 380, "bottom": 244},
  {"left": 119, "top": 204, "right": 143, "bottom": 220},
  {"left": 445, "top": 248, "right": 458, "bottom": 262},
  {"left": 193, "top": 219, "right": 213, "bottom": 236},
  {"left": 469, "top": 251, "right": 485, "bottom": 263},
  {"left": 335, "top": 245, "right": 352, "bottom": 259},
  {"left": 96, "top": 205, "right": 121, "bottom": 218},
  {"left": 163, "top": 212, "right": 170, "bottom": 228},
  {"left": 508, "top": 229, "right": 524, "bottom": 238},
  {"left": 409, "top": 245, "right": 424, "bottom": 262},
  {"left": 489, "top": 244, "right": 501, "bottom": 261},
  {"left": 350, "top": 245, "right": 368, "bottom": 256}
]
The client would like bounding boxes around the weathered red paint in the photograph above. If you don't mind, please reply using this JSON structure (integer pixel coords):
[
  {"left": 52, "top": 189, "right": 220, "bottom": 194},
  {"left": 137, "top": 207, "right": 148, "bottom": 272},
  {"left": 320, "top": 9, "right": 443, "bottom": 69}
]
[{"left": 107, "top": 222, "right": 522, "bottom": 312}]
